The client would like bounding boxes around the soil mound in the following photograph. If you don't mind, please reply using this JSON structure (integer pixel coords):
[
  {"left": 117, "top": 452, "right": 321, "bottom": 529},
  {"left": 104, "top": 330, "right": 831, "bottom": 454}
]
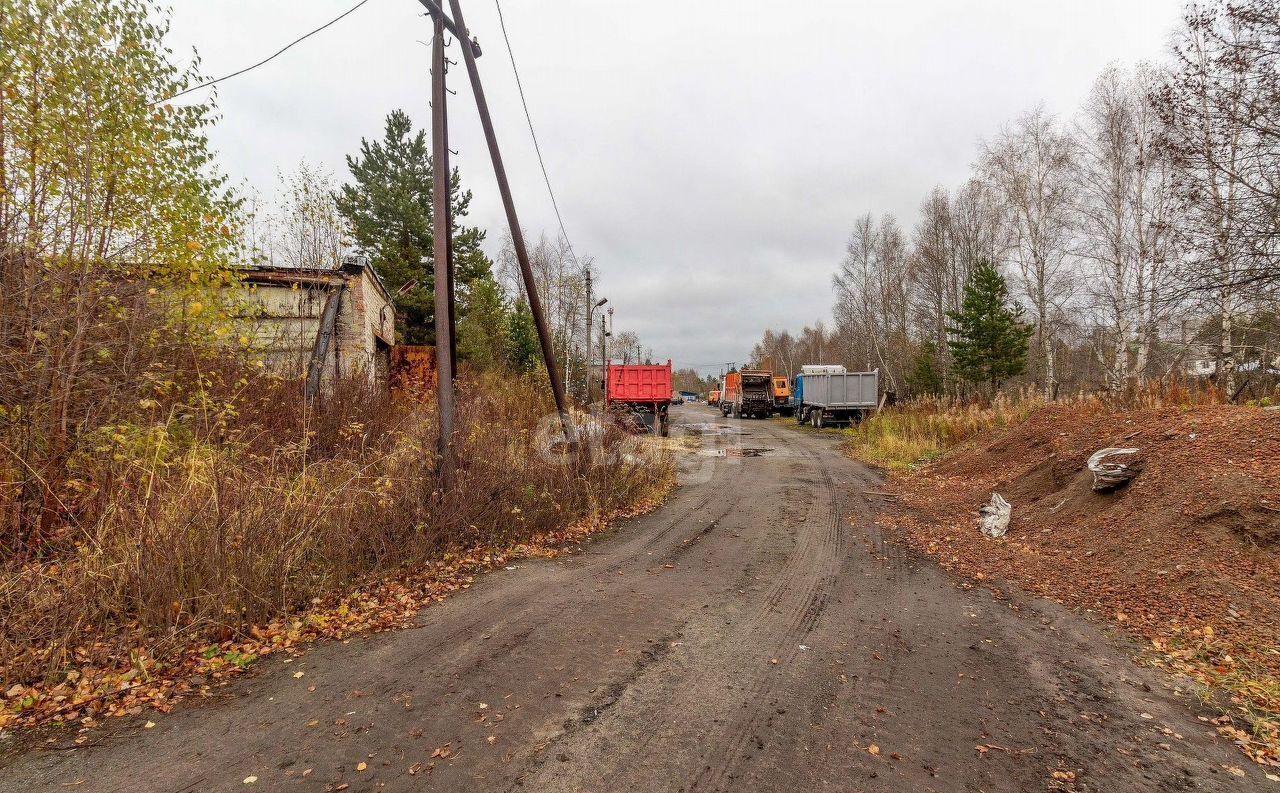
[{"left": 890, "top": 402, "right": 1280, "bottom": 674}]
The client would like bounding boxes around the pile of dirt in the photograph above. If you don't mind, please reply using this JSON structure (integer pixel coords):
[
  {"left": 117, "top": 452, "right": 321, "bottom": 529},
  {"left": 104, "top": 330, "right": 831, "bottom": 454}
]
[{"left": 881, "top": 401, "right": 1280, "bottom": 759}]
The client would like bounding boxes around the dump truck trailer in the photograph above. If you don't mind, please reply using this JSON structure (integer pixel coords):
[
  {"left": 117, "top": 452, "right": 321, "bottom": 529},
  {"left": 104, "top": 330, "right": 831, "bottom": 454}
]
[
  {"left": 793, "top": 366, "right": 879, "bottom": 428},
  {"left": 606, "top": 360, "right": 674, "bottom": 437}
]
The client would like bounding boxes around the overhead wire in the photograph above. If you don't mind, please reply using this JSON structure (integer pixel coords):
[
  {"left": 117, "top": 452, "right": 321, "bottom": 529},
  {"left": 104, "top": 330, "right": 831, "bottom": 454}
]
[
  {"left": 154, "top": 0, "right": 374, "bottom": 105},
  {"left": 493, "top": 0, "right": 581, "bottom": 268}
]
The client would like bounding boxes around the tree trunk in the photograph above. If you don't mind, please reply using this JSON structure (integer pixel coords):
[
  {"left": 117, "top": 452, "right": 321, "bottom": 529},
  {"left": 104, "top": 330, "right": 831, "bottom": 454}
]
[{"left": 1219, "top": 301, "right": 1236, "bottom": 395}]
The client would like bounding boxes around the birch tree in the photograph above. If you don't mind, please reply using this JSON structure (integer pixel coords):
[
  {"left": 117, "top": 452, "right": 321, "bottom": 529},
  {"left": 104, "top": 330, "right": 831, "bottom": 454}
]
[
  {"left": 1156, "top": 0, "right": 1278, "bottom": 393},
  {"left": 980, "top": 108, "right": 1077, "bottom": 398}
]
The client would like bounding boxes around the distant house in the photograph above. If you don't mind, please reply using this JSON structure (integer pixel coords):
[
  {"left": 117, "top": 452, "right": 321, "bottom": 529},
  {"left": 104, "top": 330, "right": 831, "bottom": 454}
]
[{"left": 236, "top": 255, "right": 395, "bottom": 389}]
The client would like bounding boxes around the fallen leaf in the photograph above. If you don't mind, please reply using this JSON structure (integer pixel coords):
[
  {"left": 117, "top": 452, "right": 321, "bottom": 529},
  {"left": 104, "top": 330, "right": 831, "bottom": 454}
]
[
  {"left": 487, "top": 736, "right": 497, "bottom": 745},
  {"left": 293, "top": 672, "right": 305, "bottom": 679},
  {"left": 1052, "top": 770, "right": 1076, "bottom": 781},
  {"left": 356, "top": 762, "right": 367, "bottom": 772},
  {"left": 144, "top": 721, "right": 156, "bottom": 729},
  {"left": 243, "top": 777, "right": 258, "bottom": 785},
  {"left": 868, "top": 744, "right": 880, "bottom": 756}
]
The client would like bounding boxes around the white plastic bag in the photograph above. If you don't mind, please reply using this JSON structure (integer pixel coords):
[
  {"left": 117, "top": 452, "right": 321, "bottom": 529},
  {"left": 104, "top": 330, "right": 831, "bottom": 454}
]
[
  {"left": 978, "top": 492, "right": 1011, "bottom": 538},
  {"left": 1087, "top": 447, "right": 1141, "bottom": 491}
]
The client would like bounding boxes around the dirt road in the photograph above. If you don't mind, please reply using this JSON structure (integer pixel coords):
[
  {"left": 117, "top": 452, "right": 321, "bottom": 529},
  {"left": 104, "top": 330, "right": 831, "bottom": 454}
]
[{"left": 3, "top": 406, "right": 1267, "bottom": 791}]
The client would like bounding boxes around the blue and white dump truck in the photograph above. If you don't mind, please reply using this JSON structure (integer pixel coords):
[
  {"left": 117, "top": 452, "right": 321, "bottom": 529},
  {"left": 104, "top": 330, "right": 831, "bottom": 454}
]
[{"left": 791, "top": 365, "right": 880, "bottom": 428}]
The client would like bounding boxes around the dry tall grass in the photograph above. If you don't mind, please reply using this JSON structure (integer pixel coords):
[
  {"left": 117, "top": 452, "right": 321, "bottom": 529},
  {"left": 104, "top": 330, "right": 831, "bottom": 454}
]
[
  {"left": 843, "top": 393, "right": 1042, "bottom": 471},
  {"left": 842, "top": 379, "right": 1229, "bottom": 471},
  {"left": 0, "top": 369, "right": 670, "bottom": 688}
]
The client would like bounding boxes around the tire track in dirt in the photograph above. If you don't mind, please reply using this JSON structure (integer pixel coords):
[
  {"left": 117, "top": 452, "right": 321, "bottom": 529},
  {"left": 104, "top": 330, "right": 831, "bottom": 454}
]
[
  {"left": 687, "top": 437, "right": 846, "bottom": 792},
  {"left": 10, "top": 408, "right": 1267, "bottom": 793}
]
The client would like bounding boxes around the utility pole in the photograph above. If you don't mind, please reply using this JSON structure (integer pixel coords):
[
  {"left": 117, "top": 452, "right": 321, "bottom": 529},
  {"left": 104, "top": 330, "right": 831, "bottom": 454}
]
[
  {"left": 430, "top": 11, "right": 456, "bottom": 488},
  {"left": 584, "top": 270, "right": 592, "bottom": 403},
  {"left": 442, "top": 0, "right": 577, "bottom": 447},
  {"left": 600, "top": 314, "right": 609, "bottom": 402}
]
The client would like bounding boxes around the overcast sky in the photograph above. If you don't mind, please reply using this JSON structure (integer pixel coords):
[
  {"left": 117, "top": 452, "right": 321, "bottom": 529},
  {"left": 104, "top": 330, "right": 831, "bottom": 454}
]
[{"left": 167, "top": 0, "right": 1186, "bottom": 374}]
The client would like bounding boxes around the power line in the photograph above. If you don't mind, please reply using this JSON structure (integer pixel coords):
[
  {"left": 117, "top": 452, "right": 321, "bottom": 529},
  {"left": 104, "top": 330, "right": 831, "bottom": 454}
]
[
  {"left": 493, "top": 0, "right": 580, "bottom": 268},
  {"left": 155, "top": 0, "right": 374, "bottom": 105}
]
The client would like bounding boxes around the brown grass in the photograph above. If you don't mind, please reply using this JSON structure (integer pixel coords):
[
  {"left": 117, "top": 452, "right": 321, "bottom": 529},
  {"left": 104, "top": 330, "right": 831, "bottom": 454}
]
[
  {"left": 840, "top": 379, "right": 1231, "bottom": 472},
  {"left": 0, "top": 368, "right": 671, "bottom": 691}
]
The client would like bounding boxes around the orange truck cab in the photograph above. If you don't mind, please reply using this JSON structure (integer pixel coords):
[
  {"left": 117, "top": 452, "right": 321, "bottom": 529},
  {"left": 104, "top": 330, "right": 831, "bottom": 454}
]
[
  {"left": 772, "top": 376, "right": 794, "bottom": 416},
  {"left": 708, "top": 388, "right": 721, "bottom": 407}
]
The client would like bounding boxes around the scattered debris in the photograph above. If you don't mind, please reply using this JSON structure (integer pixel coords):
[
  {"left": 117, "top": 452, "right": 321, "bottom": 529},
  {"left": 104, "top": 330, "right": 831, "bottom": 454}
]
[
  {"left": 879, "top": 401, "right": 1280, "bottom": 766},
  {"left": 978, "top": 492, "right": 1011, "bottom": 538},
  {"left": 1087, "top": 447, "right": 1142, "bottom": 491}
]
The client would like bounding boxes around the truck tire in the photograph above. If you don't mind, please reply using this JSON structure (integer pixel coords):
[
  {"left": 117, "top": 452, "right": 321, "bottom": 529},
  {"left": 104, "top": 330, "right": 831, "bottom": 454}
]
[
  {"left": 796, "top": 407, "right": 807, "bottom": 425},
  {"left": 813, "top": 409, "right": 824, "bottom": 429}
]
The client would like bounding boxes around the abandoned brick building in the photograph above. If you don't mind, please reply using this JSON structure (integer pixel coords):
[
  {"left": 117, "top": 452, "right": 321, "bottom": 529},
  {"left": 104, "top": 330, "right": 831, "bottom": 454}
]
[{"left": 236, "top": 255, "right": 395, "bottom": 389}]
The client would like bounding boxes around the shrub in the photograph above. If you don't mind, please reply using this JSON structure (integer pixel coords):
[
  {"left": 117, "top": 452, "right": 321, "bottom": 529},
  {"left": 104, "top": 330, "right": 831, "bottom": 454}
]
[{"left": 0, "top": 370, "right": 671, "bottom": 687}]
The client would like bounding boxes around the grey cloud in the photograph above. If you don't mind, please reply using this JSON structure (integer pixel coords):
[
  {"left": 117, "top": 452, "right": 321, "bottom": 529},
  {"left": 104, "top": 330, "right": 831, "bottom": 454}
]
[{"left": 169, "top": 0, "right": 1183, "bottom": 371}]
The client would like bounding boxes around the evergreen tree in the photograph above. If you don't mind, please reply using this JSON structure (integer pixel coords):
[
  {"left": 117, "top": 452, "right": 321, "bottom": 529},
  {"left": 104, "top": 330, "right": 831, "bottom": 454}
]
[
  {"left": 507, "top": 299, "right": 540, "bottom": 374},
  {"left": 906, "top": 341, "right": 944, "bottom": 397},
  {"left": 456, "top": 277, "right": 510, "bottom": 370},
  {"left": 336, "top": 109, "right": 493, "bottom": 345},
  {"left": 946, "top": 261, "right": 1033, "bottom": 393}
]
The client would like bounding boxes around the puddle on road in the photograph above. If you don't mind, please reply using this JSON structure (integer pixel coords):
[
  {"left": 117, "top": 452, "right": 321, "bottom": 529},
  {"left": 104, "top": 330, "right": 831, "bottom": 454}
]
[
  {"left": 696, "top": 447, "right": 776, "bottom": 458},
  {"left": 677, "top": 422, "right": 745, "bottom": 437}
]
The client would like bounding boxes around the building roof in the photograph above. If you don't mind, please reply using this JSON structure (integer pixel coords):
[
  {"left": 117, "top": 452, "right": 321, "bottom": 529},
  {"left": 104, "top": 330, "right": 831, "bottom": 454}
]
[{"left": 235, "top": 255, "right": 394, "bottom": 306}]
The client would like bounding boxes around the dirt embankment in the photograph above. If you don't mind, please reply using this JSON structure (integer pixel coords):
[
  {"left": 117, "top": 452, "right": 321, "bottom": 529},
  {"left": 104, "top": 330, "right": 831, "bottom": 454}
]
[{"left": 882, "top": 402, "right": 1280, "bottom": 762}]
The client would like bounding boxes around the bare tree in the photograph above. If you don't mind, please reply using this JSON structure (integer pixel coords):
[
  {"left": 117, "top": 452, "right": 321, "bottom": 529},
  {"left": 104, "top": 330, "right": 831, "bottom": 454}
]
[
  {"left": 246, "top": 162, "right": 347, "bottom": 270},
  {"left": 833, "top": 213, "right": 911, "bottom": 391},
  {"left": 909, "top": 187, "right": 954, "bottom": 381},
  {"left": 1075, "top": 67, "right": 1143, "bottom": 390},
  {"left": 980, "top": 107, "right": 1078, "bottom": 398},
  {"left": 1155, "top": 0, "right": 1278, "bottom": 392}
]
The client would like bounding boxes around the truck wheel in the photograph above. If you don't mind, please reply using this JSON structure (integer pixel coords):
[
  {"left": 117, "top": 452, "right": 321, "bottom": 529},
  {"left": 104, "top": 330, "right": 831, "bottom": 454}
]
[
  {"left": 796, "top": 408, "right": 807, "bottom": 425},
  {"left": 813, "top": 409, "right": 824, "bottom": 429}
]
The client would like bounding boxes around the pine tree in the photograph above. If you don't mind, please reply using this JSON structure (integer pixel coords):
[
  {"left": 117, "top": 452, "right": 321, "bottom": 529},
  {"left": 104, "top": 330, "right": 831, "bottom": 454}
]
[
  {"left": 456, "top": 277, "right": 510, "bottom": 370},
  {"left": 946, "top": 261, "right": 1033, "bottom": 393},
  {"left": 906, "top": 342, "right": 944, "bottom": 397},
  {"left": 336, "top": 109, "right": 493, "bottom": 345},
  {"left": 507, "top": 299, "right": 540, "bottom": 374}
]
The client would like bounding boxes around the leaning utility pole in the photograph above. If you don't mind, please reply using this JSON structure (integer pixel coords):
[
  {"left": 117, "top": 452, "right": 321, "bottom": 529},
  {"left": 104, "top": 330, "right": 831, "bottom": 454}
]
[
  {"left": 416, "top": 0, "right": 577, "bottom": 461},
  {"left": 584, "top": 270, "right": 593, "bottom": 402},
  {"left": 433, "top": 0, "right": 577, "bottom": 446},
  {"left": 430, "top": 11, "right": 456, "bottom": 488}
]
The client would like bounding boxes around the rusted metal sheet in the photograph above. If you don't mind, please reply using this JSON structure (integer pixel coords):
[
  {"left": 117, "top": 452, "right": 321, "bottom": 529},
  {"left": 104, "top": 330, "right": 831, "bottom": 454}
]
[{"left": 390, "top": 345, "right": 438, "bottom": 402}]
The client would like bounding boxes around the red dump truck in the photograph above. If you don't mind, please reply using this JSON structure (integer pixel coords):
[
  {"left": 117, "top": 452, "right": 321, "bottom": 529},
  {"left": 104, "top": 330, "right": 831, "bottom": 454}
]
[{"left": 606, "top": 359, "right": 673, "bottom": 437}]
